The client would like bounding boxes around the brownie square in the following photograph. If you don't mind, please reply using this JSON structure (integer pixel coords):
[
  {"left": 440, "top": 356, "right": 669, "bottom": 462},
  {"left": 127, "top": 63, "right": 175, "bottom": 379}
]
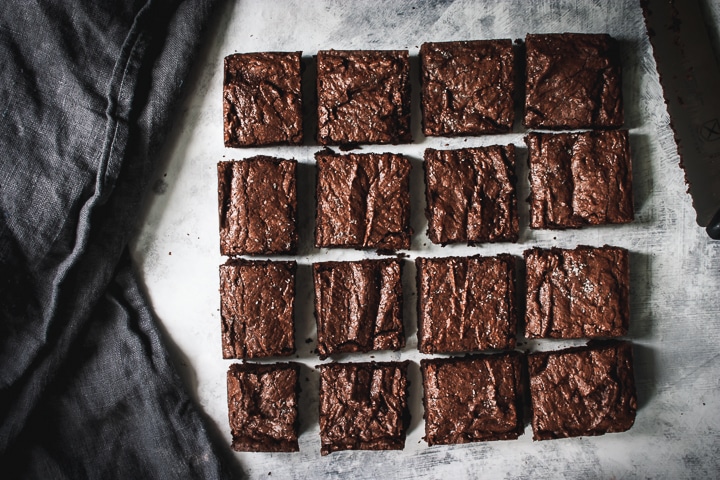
[
  {"left": 318, "top": 361, "right": 410, "bottom": 455},
  {"left": 219, "top": 259, "right": 296, "bottom": 359},
  {"left": 223, "top": 52, "right": 303, "bottom": 147},
  {"left": 528, "top": 341, "right": 637, "bottom": 440},
  {"left": 526, "top": 130, "right": 634, "bottom": 229},
  {"left": 424, "top": 145, "right": 518, "bottom": 244},
  {"left": 316, "top": 49, "right": 411, "bottom": 146},
  {"left": 524, "top": 245, "right": 630, "bottom": 339},
  {"left": 315, "top": 151, "right": 411, "bottom": 250},
  {"left": 421, "top": 352, "right": 524, "bottom": 446},
  {"left": 227, "top": 362, "right": 300, "bottom": 452},
  {"left": 524, "top": 33, "right": 623, "bottom": 129},
  {"left": 420, "top": 39, "right": 515, "bottom": 136},
  {"left": 218, "top": 156, "right": 297, "bottom": 255},
  {"left": 313, "top": 259, "right": 404, "bottom": 359},
  {"left": 416, "top": 254, "right": 517, "bottom": 353}
]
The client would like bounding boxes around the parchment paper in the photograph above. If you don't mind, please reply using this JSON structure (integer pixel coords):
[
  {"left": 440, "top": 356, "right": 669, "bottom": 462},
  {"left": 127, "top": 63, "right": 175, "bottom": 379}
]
[{"left": 130, "top": 1, "right": 720, "bottom": 477}]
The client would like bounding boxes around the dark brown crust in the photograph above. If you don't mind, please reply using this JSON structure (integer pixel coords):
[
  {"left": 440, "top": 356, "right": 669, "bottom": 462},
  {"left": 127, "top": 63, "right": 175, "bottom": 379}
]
[
  {"left": 219, "top": 259, "right": 296, "bottom": 359},
  {"left": 416, "top": 254, "right": 517, "bottom": 353},
  {"left": 528, "top": 341, "right": 637, "bottom": 440},
  {"left": 424, "top": 145, "right": 518, "bottom": 244},
  {"left": 223, "top": 52, "right": 303, "bottom": 147},
  {"left": 524, "top": 245, "right": 630, "bottom": 339},
  {"left": 318, "top": 361, "right": 410, "bottom": 455},
  {"left": 218, "top": 156, "right": 297, "bottom": 255},
  {"left": 524, "top": 33, "right": 623, "bottom": 129},
  {"left": 227, "top": 362, "right": 300, "bottom": 452},
  {"left": 421, "top": 352, "right": 524, "bottom": 446},
  {"left": 526, "top": 130, "right": 634, "bottom": 229},
  {"left": 420, "top": 40, "right": 515, "bottom": 136},
  {"left": 313, "top": 259, "right": 404, "bottom": 359},
  {"left": 316, "top": 50, "right": 412, "bottom": 146},
  {"left": 315, "top": 151, "right": 412, "bottom": 250}
]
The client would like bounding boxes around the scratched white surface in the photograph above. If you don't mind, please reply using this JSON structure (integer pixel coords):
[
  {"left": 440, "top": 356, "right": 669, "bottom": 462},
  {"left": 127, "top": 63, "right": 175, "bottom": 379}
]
[{"left": 129, "top": 1, "right": 720, "bottom": 478}]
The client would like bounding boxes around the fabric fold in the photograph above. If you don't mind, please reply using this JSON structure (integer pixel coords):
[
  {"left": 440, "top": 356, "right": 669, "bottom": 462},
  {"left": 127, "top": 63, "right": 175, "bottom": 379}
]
[{"left": 0, "top": 0, "right": 233, "bottom": 477}]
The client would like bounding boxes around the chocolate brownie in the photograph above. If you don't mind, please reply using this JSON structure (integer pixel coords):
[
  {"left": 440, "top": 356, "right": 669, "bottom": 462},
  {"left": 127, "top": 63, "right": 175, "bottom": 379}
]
[
  {"left": 223, "top": 52, "right": 303, "bottom": 147},
  {"left": 219, "top": 259, "right": 296, "bottom": 359},
  {"left": 218, "top": 156, "right": 297, "bottom": 255},
  {"left": 421, "top": 352, "right": 524, "bottom": 446},
  {"left": 316, "top": 49, "right": 411, "bottom": 146},
  {"left": 524, "top": 245, "right": 630, "bottom": 339},
  {"left": 318, "top": 361, "right": 410, "bottom": 455},
  {"left": 227, "top": 362, "right": 300, "bottom": 452},
  {"left": 524, "top": 33, "right": 624, "bottom": 129},
  {"left": 313, "top": 259, "right": 404, "bottom": 359},
  {"left": 526, "top": 130, "right": 634, "bottom": 229},
  {"left": 315, "top": 151, "right": 411, "bottom": 250},
  {"left": 420, "top": 39, "right": 515, "bottom": 136},
  {"left": 528, "top": 341, "right": 637, "bottom": 440},
  {"left": 424, "top": 145, "right": 518, "bottom": 244},
  {"left": 416, "top": 254, "right": 517, "bottom": 353}
]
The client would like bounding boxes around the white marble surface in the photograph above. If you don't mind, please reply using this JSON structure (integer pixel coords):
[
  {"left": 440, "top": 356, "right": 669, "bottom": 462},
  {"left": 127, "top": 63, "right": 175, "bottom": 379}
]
[{"left": 129, "top": 1, "right": 720, "bottom": 478}]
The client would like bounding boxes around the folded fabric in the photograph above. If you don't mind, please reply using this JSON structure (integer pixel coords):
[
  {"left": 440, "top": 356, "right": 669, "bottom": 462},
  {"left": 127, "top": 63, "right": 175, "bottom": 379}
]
[{"left": 0, "top": 0, "right": 233, "bottom": 477}]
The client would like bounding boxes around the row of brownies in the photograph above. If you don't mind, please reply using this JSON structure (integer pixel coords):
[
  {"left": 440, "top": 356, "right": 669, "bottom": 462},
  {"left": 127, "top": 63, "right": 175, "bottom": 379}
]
[
  {"left": 218, "top": 130, "right": 633, "bottom": 255},
  {"left": 227, "top": 345, "right": 636, "bottom": 453},
  {"left": 221, "top": 246, "right": 629, "bottom": 359},
  {"left": 222, "top": 245, "right": 636, "bottom": 453},
  {"left": 224, "top": 34, "right": 624, "bottom": 147}
]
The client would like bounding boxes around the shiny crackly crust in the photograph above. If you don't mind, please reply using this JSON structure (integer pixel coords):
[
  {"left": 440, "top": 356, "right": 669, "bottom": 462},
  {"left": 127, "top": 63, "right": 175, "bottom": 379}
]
[
  {"left": 420, "top": 39, "right": 515, "bottom": 135},
  {"left": 223, "top": 52, "right": 303, "bottom": 147},
  {"left": 313, "top": 259, "right": 404, "bottom": 359},
  {"left": 528, "top": 341, "right": 637, "bottom": 440},
  {"left": 316, "top": 50, "right": 412, "bottom": 145},
  {"left": 227, "top": 362, "right": 300, "bottom": 452},
  {"left": 315, "top": 151, "right": 411, "bottom": 250},
  {"left": 524, "top": 245, "right": 630, "bottom": 339},
  {"left": 524, "top": 33, "right": 623, "bottom": 129},
  {"left": 318, "top": 361, "right": 410, "bottom": 455},
  {"left": 421, "top": 352, "right": 524, "bottom": 446},
  {"left": 424, "top": 145, "right": 518, "bottom": 244},
  {"left": 416, "top": 254, "right": 517, "bottom": 353},
  {"left": 218, "top": 156, "right": 297, "bottom": 255},
  {"left": 526, "top": 130, "right": 633, "bottom": 229},
  {"left": 219, "top": 259, "right": 296, "bottom": 359}
]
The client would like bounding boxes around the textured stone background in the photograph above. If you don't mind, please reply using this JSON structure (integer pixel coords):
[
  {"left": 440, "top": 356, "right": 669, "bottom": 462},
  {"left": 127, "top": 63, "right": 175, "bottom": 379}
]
[{"left": 130, "top": 0, "right": 720, "bottom": 477}]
